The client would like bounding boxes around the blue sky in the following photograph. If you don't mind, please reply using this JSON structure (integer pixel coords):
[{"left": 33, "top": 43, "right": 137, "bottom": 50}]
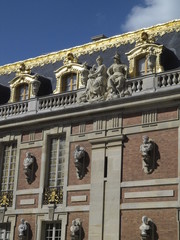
[{"left": 0, "top": 0, "right": 179, "bottom": 66}]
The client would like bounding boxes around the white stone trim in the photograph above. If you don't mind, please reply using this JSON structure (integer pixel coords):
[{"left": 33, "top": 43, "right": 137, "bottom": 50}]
[
  {"left": 121, "top": 178, "right": 178, "bottom": 187},
  {"left": 20, "top": 199, "right": 35, "bottom": 205},
  {"left": 121, "top": 201, "right": 178, "bottom": 209},
  {"left": 124, "top": 190, "right": 174, "bottom": 199},
  {"left": 71, "top": 195, "right": 87, "bottom": 202},
  {"left": 66, "top": 205, "right": 89, "bottom": 212},
  {"left": 67, "top": 184, "right": 91, "bottom": 191},
  {"left": 16, "top": 188, "right": 43, "bottom": 195}
]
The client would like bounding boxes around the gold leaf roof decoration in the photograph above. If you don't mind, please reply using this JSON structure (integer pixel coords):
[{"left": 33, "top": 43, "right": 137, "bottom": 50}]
[{"left": 0, "top": 19, "right": 179, "bottom": 76}]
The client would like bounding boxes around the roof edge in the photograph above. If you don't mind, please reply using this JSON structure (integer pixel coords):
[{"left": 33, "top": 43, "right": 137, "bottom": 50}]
[{"left": 0, "top": 19, "right": 180, "bottom": 76}]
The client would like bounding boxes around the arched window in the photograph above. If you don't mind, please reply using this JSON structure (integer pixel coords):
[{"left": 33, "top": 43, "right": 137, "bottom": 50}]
[
  {"left": 16, "top": 84, "right": 29, "bottom": 101},
  {"left": 61, "top": 73, "right": 77, "bottom": 92}
]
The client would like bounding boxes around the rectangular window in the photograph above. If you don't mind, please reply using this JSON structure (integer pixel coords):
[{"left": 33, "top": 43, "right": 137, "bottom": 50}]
[
  {"left": 62, "top": 73, "right": 77, "bottom": 92},
  {"left": 48, "top": 136, "right": 65, "bottom": 188},
  {"left": 1, "top": 143, "right": 17, "bottom": 191},
  {"left": 44, "top": 222, "right": 62, "bottom": 240},
  {"left": 0, "top": 223, "right": 11, "bottom": 240}
]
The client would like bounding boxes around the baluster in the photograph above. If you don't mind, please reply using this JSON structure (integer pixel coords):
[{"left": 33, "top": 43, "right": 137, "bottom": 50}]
[
  {"left": 64, "top": 96, "right": 68, "bottom": 105},
  {"left": 15, "top": 104, "right": 18, "bottom": 115},
  {"left": 24, "top": 103, "right": 27, "bottom": 113},
  {"left": 20, "top": 103, "right": 23, "bottom": 114},
  {"left": 172, "top": 73, "right": 177, "bottom": 85},
  {"left": 42, "top": 100, "right": 46, "bottom": 110},
  {"left": 72, "top": 93, "right": 76, "bottom": 104},
  {"left": 45, "top": 100, "right": 49, "bottom": 109},
  {"left": 57, "top": 97, "right": 60, "bottom": 107},
  {"left": 2, "top": 107, "right": 6, "bottom": 117},
  {"left": 6, "top": 107, "right": 10, "bottom": 117},
  {"left": 177, "top": 73, "right": 180, "bottom": 84},
  {"left": 167, "top": 74, "right": 171, "bottom": 86},
  {"left": 161, "top": 75, "right": 167, "bottom": 87},
  {"left": 12, "top": 105, "right": 15, "bottom": 115},
  {"left": 9, "top": 106, "right": 13, "bottom": 115},
  {"left": 69, "top": 94, "right": 73, "bottom": 105},
  {"left": 60, "top": 97, "right": 64, "bottom": 106},
  {"left": 131, "top": 82, "right": 136, "bottom": 92},
  {"left": 49, "top": 98, "right": 53, "bottom": 109},
  {"left": 136, "top": 80, "right": 142, "bottom": 92},
  {"left": 52, "top": 97, "right": 56, "bottom": 108}
]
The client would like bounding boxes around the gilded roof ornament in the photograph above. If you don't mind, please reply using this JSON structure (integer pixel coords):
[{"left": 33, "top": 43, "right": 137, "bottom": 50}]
[
  {"left": 0, "top": 19, "right": 179, "bottom": 75},
  {"left": 63, "top": 53, "right": 78, "bottom": 65},
  {"left": 16, "top": 63, "right": 31, "bottom": 76},
  {"left": 136, "top": 32, "right": 155, "bottom": 46}
]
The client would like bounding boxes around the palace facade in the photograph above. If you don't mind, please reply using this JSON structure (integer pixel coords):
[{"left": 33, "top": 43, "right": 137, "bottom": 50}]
[{"left": 0, "top": 19, "right": 180, "bottom": 240}]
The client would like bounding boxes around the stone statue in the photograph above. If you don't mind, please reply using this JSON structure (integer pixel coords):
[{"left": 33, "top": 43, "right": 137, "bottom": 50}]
[
  {"left": 86, "top": 56, "right": 107, "bottom": 101},
  {"left": 70, "top": 218, "right": 81, "bottom": 240},
  {"left": 140, "top": 136, "right": 154, "bottom": 174},
  {"left": 32, "top": 76, "right": 41, "bottom": 96},
  {"left": 139, "top": 216, "right": 151, "bottom": 240},
  {"left": 81, "top": 62, "right": 89, "bottom": 87},
  {"left": 74, "top": 145, "right": 86, "bottom": 180},
  {"left": 18, "top": 218, "right": 28, "bottom": 239},
  {"left": 23, "top": 152, "right": 35, "bottom": 184},
  {"left": 107, "top": 53, "right": 128, "bottom": 99},
  {"left": 147, "top": 47, "right": 157, "bottom": 73}
]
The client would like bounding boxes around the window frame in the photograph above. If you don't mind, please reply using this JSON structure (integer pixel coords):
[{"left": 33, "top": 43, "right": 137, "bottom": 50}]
[
  {"left": 0, "top": 142, "right": 17, "bottom": 192},
  {"left": 16, "top": 83, "right": 29, "bottom": 102},
  {"left": 42, "top": 221, "right": 62, "bottom": 240},
  {"left": 61, "top": 72, "right": 78, "bottom": 92},
  {"left": 0, "top": 223, "right": 11, "bottom": 240},
  {"left": 46, "top": 135, "right": 66, "bottom": 189}
]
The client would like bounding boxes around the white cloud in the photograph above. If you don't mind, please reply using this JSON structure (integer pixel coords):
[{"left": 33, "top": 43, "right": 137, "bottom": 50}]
[{"left": 121, "top": 0, "right": 180, "bottom": 32}]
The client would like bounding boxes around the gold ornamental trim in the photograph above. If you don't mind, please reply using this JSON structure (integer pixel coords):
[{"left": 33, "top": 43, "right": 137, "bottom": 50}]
[{"left": 0, "top": 19, "right": 180, "bottom": 76}]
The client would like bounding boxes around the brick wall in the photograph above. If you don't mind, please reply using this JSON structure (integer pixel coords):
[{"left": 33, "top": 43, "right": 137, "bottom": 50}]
[
  {"left": 122, "top": 128, "right": 178, "bottom": 181},
  {"left": 157, "top": 107, "right": 177, "bottom": 121},
  {"left": 121, "top": 185, "right": 177, "bottom": 203},
  {"left": 67, "top": 190, "right": 90, "bottom": 206},
  {"left": 16, "top": 194, "right": 38, "bottom": 209},
  {"left": 121, "top": 209, "right": 177, "bottom": 240}
]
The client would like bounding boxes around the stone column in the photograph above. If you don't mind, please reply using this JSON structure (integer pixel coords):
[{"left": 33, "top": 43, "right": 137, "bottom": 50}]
[
  {"left": 88, "top": 141, "right": 106, "bottom": 240},
  {"left": 103, "top": 136, "right": 124, "bottom": 240}
]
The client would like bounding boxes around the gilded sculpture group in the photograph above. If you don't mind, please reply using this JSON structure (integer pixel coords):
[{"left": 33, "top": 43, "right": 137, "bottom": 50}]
[{"left": 80, "top": 53, "right": 130, "bottom": 102}]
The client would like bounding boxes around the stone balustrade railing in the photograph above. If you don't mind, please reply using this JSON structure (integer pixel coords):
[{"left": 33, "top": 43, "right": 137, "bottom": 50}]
[
  {"left": 39, "top": 91, "right": 77, "bottom": 110},
  {"left": 0, "top": 69, "right": 180, "bottom": 121},
  {"left": 0, "top": 101, "right": 28, "bottom": 119},
  {"left": 157, "top": 69, "right": 180, "bottom": 88},
  {"left": 127, "top": 77, "right": 143, "bottom": 94}
]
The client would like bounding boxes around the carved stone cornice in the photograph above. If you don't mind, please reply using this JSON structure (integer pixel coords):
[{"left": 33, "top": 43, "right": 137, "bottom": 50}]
[{"left": 0, "top": 20, "right": 179, "bottom": 75}]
